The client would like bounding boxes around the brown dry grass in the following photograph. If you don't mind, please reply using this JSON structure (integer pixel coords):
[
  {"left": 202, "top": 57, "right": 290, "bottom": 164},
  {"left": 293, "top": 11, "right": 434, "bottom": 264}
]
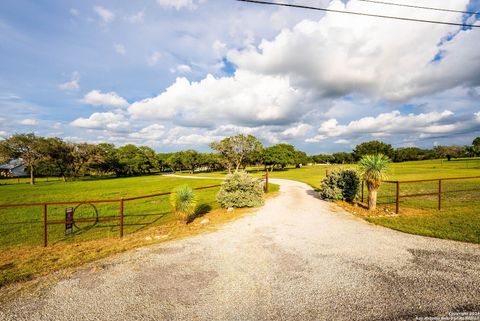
[{"left": 336, "top": 200, "right": 430, "bottom": 218}]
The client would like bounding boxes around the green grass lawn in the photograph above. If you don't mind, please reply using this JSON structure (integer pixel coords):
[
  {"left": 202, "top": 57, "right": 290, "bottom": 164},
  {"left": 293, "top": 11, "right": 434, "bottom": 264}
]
[
  {"left": 365, "top": 177, "right": 480, "bottom": 244},
  {"left": 180, "top": 158, "right": 480, "bottom": 188},
  {"left": 366, "top": 206, "right": 480, "bottom": 244},
  {"left": 0, "top": 174, "right": 279, "bottom": 288},
  {"left": 0, "top": 174, "right": 278, "bottom": 249},
  {"left": 178, "top": 158, "right": 480, "bottom": 244},
  {"left": 268, "top": 158, "right": 480, "bottom": 189},
  {"left": 0, "top": 175, "right": 223, "bottom": 248},
  {"left": 0, "top": 176, "right": 64, "bottom": 185}
]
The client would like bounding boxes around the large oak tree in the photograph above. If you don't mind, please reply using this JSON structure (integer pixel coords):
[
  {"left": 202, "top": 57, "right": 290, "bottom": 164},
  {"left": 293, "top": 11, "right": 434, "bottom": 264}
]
[
  {"left": 210, "top": 134, "right": 263, "bottom": 173},
  {"left": 0, "top": 133, "right": 47, "bottom": 184}
]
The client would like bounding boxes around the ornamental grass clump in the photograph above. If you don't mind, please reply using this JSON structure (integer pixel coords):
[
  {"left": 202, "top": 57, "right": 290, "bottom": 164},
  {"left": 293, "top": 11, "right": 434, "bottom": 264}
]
[
  {"left": 358, "top": 154, "right": 391, "bottom": 211},
  {"left": 216, "top": 172, "right": 264, "bottom": 208},
  {"left": 170, "top": 185, "right": 197, "bottom": 223}
]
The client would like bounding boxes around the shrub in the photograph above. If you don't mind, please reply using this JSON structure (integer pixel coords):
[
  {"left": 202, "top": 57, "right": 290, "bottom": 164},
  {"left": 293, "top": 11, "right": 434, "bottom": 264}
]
[
  {"left": 339, "top": 168, "right": 361, "bottom": 201},
  {"left": 216, "top": 172, "right": 264, "bottom": 208},
  {"left": 319, "top": 168, "right": 360, "bottom": 202},
  {"left": 170, "top": 185, "right": 197, "bottom": 223},
  {"left": 319, "top": 170, "right": 343, "bottom": 200}
]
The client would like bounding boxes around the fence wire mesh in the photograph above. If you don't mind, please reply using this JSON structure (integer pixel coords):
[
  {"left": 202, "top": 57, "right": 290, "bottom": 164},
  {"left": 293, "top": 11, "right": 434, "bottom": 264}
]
[
  {"left": 0, "top": 185, "right": 221, "bottom": 248},
  {"left": 361, "top": 176, "right": 480, "bottom": 213}
]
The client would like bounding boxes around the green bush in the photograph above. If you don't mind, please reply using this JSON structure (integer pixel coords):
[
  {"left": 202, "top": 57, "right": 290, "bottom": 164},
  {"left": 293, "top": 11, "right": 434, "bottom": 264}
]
[
  {"left": 319, "top": 170, "right": 343, "bottom": 200},
  {"left": 340, "top": 169, "right": 361, "bottom": 201},
  {"left": 319, "top": 168, "right": 360, "bottom": 202},
  {"left": 216, "top": 172, "right": 264, "bottom": 208},
  {"left": 170, "top": 185, "right": 197, "bottom": 223}
]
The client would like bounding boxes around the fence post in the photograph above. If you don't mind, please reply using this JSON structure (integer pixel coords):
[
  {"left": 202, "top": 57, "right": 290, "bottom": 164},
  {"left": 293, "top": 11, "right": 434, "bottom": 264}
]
[
  {"left": 119, "top": 198, "right": 124, "bottom": 238},
  {"left": 395, "top": 181, "right": 400, "bottom": 214},
  {"left": 264, "top": 170, "right": 269, "bottom": 193},
  {"left": 361, "top": 181, "right": 364, "bottom": 203},
  {"left": 438, "top": 179, "right": 442, "bottom": 211},
  {"left": 43, "top": 204, "right": 48, "bottom": 247}
]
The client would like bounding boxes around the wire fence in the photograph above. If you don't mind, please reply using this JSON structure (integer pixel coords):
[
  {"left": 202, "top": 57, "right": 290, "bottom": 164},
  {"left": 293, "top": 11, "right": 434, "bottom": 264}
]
[
  {"left": 360, "top": 176, "right": 480, "bottom": 213},
  {"left": 0, "top": 176, "right": 63, "bottom": 185},
  {"left": 392, "top": 158, "right": 480, "bottom": 170},
  {"left": 0, "top": 184, "right": 223, "bottom": 248}
]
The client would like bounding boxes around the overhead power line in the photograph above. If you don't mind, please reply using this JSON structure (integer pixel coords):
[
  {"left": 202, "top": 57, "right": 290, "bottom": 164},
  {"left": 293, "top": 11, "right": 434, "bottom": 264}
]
[
  {"left": 236, "top": 0, "right": 480, "bottom": 28},
  {"left": 358, "top": 0, "right": 479, "bottom": 16}
]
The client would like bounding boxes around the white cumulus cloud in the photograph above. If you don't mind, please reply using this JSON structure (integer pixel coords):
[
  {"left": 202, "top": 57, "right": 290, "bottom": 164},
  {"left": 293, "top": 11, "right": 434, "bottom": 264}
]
[
  {"left": 170, "top": 64, "right": 192, "bottom": 74},
  {"left": 128, "top": 11, "right": 144, "bottom": 24},
  {"left": 282, "top": 123, "right": 312, "bottom": 138},
  {"left": 228, "top": 0, "right": 480, "bottom": 102},
  {"left": 59, "top": 71, "right": 80, "bottom": 91},
  {"left": 71, "top": 112, "right": 129, "bottom": 131},
  {"left": 128, "top": 70, "right": 306, "bottom": 127},
  {"left": 83, "top": 90, "right": 129, "bottom": 108},
  {"left": 114, "top": 43, "right": 126, "bottom": 55},
  {"left": 157, "top": 0, "right": 204, "bottom": 10},
  {"left": 147, "top": 51, "right": 162, "bottom": 66},
  {"left": 130, "top": 124, "right": 166, "bottom": 141},
  {"left": 19, "top": 118, "right": 37, "bottom": 125},
  {"left": 316, "top": 110, "right": 460, "bottom": 138},
  {"left": 94, "top": 6, "right": 115, "bottom": 25},
  {"left": 334, "top": 139, "right": 351, "bottom": 144}
]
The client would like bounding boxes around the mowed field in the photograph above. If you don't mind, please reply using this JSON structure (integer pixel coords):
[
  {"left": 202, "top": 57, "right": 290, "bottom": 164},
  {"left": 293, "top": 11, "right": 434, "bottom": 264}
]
[
  {"left": 0, "top": 175, "right": 224, "bottom": 248},
  {"left": 179, "top": 158, "right": 480, "bottom": 243},
  {"left": 179, "top": 158, "right": 480, "bottom": 187},
  {"left": 0, "top": 175, "right": 281, "bottom": 288}
]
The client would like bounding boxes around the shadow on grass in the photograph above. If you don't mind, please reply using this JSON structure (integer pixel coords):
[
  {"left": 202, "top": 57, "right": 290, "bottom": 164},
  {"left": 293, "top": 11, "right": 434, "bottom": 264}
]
[
  {"left": 354, "top": 202, "right": 369, "bottom": 210},
  {"left": 123, "top": 212, "right": 170, "bottom": 234},
  {"left": 187, "top": 203, "right": 213, "bottom": 223},
  {"left": 39, "top": 202, "right": 216, "bottom": 246},
  {"left": 1, "top": 220, "right": 44, "bottom": 226},
  {"left": 50, "top": 211, "right": 171, "bottom": 245}
]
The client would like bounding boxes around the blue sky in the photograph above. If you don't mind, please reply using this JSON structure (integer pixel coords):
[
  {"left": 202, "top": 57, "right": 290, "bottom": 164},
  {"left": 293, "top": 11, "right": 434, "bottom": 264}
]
[{"left": 0, "top": 0, "right": 479, "bottom": 154}]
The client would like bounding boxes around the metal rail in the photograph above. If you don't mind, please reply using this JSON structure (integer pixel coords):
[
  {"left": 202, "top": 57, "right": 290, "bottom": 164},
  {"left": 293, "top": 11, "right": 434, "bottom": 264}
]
[
  {"left": 366, "top": 176, "right": 480, "bottom": 214},
  {"left": 383, "top": 176, "right": 480, "bottom": 184},
  {"left": 0, "top": 184, "right": 222, "bottom": 247}
]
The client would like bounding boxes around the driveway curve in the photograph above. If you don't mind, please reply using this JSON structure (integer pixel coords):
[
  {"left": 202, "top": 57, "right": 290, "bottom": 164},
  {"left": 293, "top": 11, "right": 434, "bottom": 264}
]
[{"left": 1, "top": 179, "right": 479, "bottom": 321}]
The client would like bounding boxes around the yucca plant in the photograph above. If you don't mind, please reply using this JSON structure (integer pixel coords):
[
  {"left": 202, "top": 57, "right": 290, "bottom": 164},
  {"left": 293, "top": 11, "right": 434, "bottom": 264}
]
[
  {"left": 358, "top": 154, "right": 391, "bottom": 211},
  {"left": 170, "top": 185, "right": 197, "bottom": 223}
]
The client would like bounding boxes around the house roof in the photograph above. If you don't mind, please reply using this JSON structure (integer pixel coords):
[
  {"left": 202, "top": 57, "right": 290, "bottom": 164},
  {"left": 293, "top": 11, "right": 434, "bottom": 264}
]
[{"left": 0, "top": 158, "right": 24, "bottom": 170}]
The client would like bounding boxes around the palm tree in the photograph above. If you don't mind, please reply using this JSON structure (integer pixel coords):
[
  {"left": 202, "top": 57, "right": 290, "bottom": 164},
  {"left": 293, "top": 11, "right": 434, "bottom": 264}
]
[{"left": 358, "top": 154, "right": 391, "bottom": 211}]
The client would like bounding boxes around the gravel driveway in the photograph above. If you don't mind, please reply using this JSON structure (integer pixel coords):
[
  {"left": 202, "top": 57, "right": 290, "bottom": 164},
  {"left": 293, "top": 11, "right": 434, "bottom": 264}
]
[{"left": 1, "top": 179, "right": 479, "bottom": 321}]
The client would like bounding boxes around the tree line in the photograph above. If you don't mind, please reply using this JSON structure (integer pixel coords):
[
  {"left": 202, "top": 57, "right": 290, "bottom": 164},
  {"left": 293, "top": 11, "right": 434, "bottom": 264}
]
[
  {"left": 0, "top": 133, "right": 479, "bottom": 185},
  {"left": 0, "top": 133, "right": 306, "bottom": 184},
  {"left": 0, "top": 134, "right": 219, "bottom": 184},
  {"left": 310, "top": 139, "right": 480, "bottom": 164}
]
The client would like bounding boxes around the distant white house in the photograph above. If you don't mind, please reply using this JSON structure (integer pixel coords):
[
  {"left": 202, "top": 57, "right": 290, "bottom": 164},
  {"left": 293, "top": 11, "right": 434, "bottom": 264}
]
[{"left": 0, "top": 159, "right": 27, "bottom": 177}]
